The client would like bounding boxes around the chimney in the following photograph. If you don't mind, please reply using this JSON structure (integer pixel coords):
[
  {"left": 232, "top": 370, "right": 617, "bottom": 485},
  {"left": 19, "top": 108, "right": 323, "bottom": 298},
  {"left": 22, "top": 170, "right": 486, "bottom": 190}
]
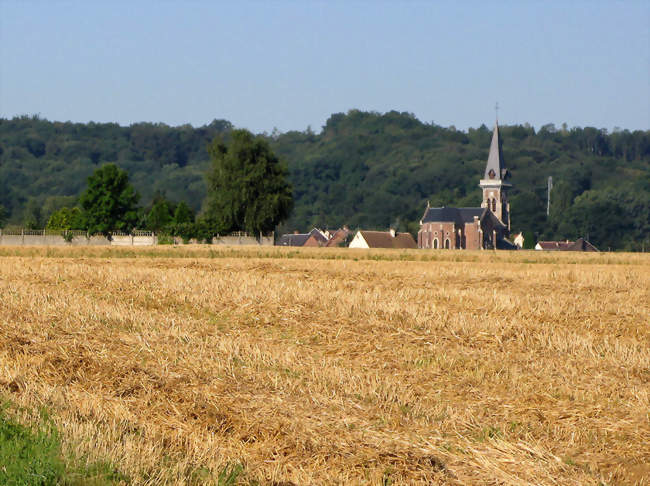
[{"left": 389, "top": 228, "right": 396, "bottom": 237}]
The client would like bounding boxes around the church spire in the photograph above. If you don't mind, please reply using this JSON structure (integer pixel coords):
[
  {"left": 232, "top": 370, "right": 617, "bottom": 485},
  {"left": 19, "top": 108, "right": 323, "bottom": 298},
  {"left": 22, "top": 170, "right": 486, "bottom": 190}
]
[
  {"left": 484, "top": 122, "right": 505, "bottom": 180},
  {"left": 480, "top": 120, "right": 511, "bottom": 232}
]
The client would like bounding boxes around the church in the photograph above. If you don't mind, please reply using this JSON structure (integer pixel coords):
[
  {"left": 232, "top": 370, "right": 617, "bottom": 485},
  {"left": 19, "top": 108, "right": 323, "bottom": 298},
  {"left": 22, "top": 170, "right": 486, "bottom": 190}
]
[{"left": 418, "top": 122, "right": 516, "bottom": 250}]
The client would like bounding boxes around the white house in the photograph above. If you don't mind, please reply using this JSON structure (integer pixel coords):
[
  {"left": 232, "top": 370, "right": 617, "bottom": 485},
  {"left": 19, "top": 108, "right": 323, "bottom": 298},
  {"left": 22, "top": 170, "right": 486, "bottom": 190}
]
[{"left": 349, "top": 230, "right": 417, "bottom": 249}]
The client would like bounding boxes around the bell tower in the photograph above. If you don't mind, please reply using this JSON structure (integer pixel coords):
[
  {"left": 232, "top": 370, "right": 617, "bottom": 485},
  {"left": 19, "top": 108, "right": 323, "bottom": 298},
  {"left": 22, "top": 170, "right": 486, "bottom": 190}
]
[{"left": 479, "top": 121, "right": 511, "bottom": 231}]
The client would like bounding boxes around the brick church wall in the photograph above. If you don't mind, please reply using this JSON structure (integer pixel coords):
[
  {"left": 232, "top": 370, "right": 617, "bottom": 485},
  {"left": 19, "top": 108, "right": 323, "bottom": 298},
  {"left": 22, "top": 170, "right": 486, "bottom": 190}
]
[
  {"left": 464, "top": 221, "right": 481, "bottom": 250},
  {"left": 418, "top": 222, "right": 458, "bottom": 249}
]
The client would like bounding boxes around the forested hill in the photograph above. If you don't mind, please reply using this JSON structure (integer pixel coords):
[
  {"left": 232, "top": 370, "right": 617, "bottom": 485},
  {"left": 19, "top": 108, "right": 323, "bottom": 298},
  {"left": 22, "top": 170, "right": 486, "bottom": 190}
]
[{"left": 1, "top": 111, "right": 649, "bottom": 250}]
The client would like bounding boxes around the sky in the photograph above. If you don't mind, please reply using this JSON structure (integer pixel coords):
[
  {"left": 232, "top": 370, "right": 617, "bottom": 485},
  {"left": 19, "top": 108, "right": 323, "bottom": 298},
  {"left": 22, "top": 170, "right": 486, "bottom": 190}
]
[{"left": 1, "top": 1, "right": 648, "bottom": 133}]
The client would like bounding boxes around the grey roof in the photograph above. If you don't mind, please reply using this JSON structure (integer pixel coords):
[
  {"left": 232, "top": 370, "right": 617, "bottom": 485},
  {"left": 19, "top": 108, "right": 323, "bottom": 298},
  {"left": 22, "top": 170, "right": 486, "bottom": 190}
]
[
  {"left": 421, "top": 207, "right": 486, "bottom": 225},
  {"left": 484, "top": 122, "right": 506, "bottom": 180},
  {"left": 307, "top": 228, "right": 329, "bottom": 244},
  {"left": 277, "top": 228, "right": 329, "bottom": 246},
  {"left": 569, "top": 238, "right": 599, "bottom": 252},
  {"left": 496, "top": 237, "right": 517, "bottom": 250},
  {"left": 277, "top": 233, "right": 311, "bottom": 246}
]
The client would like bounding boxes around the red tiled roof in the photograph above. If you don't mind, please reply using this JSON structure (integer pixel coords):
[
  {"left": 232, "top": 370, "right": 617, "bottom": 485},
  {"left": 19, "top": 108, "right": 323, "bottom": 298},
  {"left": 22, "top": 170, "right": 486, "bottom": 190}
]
[
  {"left": 325, "top": 228, "right": 351, "bottom": 247},
  {"left": 537, "top": 239, "right": 599, "bottom": 251},
  {"left": 537, "top": 241, "right": 573, "bottom": 250}
]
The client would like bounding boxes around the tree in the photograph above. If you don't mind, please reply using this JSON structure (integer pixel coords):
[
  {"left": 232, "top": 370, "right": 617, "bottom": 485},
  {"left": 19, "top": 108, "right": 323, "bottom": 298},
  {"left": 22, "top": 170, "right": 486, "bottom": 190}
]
[
  {"left": 79, "top": 164, "right": 140, "bottom": 235},
  {"left": 173, "top": 201, "right": 194, "bottom": 225},
  {"left": 204, "top": 129, "right": 293, "bottom": 236},
  {"left": 510, "top": 191, "right": 546, "bottom": 238},
  {"left": 46, "top": 207, "right": 85, "bottom": 230},
  {"left": 556, "top": 189, "right": 631, "bottom": 250},
  {"left": 0, "top": 204, "right": 7, "bottom": 228},
  {"left": 23, "top": 198, "right": 43, "bottom": 229},
  {"left": 145, "top": 197, "right": 173, "bottom": 232}
]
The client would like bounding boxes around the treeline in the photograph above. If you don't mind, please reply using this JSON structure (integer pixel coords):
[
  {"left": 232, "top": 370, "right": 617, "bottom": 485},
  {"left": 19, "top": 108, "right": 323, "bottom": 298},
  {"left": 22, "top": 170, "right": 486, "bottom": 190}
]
[{"left": 1, "top": 112, "right": 648, "bottom": 250}]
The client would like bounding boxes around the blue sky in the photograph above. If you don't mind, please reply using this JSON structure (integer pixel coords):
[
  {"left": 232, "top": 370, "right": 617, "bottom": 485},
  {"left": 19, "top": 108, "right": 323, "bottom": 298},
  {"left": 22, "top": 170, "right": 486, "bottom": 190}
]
[{"left": 1, "top": 1, "right": 648, "bottom": 133}]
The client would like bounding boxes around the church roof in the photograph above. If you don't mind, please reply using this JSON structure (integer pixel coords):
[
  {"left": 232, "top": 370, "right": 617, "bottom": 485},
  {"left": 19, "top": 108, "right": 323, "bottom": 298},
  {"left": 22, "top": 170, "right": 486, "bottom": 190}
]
[
  {"left": 484, "top": 122, "right": 506, "bottom": 180},
  {"left": 421, "top": 207, "right": 487, "bottom": 225}
]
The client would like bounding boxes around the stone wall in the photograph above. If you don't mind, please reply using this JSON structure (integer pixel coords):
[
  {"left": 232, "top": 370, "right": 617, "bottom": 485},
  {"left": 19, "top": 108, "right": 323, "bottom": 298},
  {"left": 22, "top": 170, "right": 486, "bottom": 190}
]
[
  {"left": 0, "top": 230, "right": 113, "bottom": 246},
  {"left": 0, "top": 229, "right": 272, "bottom": 247},
  {"left": 170, "top": 234, "right": 273, "bottom": 246}
]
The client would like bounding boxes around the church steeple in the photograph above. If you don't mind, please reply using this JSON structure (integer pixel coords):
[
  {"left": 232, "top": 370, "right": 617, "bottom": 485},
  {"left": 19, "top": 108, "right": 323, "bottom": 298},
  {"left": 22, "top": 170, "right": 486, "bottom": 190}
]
[
  {"left": 480, "top": 121, "right": 511, "bottom": 232},
  {"left": 484, "top": 122, "right": 506, "bottom": 180}
]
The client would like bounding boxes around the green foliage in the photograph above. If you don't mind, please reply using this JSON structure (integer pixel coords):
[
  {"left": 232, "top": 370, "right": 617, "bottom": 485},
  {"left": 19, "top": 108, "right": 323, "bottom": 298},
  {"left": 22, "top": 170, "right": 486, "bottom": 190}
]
[
  {"left": 173, "top": 201, "right": 194, "bottom": 225},
  {"left": 23, "top": 198, "right": 44, "bottom": 229},
  {"left": 193, "top": 217, "right": 216, "bottom": 243},
  {"left": 79, "top": 163, "right": 140, "bottom": 235},
  {"left": 0, "top": 402, "right": 126, "bottom": 485},
  {"left": 0, "top": 204, "right": 7, "bottom": 228},
  {"left": 46, "top": 207, "right": 85, "bottom": 230},
  {"left": 171, "top": 222, "right": 197, "bottom": 243},
  {"left": 156, "top": 233, "right": 174, "bottom": 245},
  {"left": 216, "top": 463, "right": 242, "bottom": 486},
  {"left": 0, "top": 405, "right": 64, "bottom": 485},
  {"left": 204, "top": 129, "right": 293, "bottom": 236},
  {"left": 555, "top": 187, "right": 650, "bottom": 251},
  {"left": 509, "top": 191, "right": 546, "bottom": 240},
  {"left": 145, "top": 197, "right": 173, "bottom": 232},
  {"left": 1, "top": 113, "right": 648, "bottom": 249}
]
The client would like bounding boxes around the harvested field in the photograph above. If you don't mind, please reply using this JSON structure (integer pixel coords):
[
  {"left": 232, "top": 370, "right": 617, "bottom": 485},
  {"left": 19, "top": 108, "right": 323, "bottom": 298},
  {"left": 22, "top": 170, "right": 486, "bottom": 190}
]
[{"left": 0, "top": 246, "right": 648, "bottom": 485}]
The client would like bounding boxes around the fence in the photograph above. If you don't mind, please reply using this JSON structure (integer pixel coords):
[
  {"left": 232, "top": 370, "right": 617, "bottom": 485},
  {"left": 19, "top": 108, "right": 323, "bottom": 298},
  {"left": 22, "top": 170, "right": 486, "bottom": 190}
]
[
  {"left": 0, "top": 229, "right": 273, "bottom": 247},
  {"left": 170, "top": 231, "right": 273, "bottom": 246},
  {"left": 0, "top": 229, "right": 110, "bottom": 246}
]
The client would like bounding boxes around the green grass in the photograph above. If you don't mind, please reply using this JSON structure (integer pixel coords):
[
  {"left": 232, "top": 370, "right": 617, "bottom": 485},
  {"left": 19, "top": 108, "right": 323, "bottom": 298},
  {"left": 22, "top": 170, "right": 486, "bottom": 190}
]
[
  {"left": 0, "top": 244, "right": 642, "bottom": 266},
  {"left": 0, "top": 401, "right": 248, "bottom": 485},
  {"left": 0, "top": 402, "right": 127, "bottom": 486},
  {"left": 0, "top": 405, "right": 64, "bottom": 485}
]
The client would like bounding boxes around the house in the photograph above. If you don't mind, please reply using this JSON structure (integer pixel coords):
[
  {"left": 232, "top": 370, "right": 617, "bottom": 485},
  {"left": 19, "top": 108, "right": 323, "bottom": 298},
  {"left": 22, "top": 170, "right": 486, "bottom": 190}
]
[
  {"left": 277, "top": 228, "right": 329, "bottom": 247},
  {"left": 514, "top": 232, "right": 525, "bottom": 249},
  {"left": 418, "top": 121, "right": 516, "bottom": 250},
  {"left": 535, "top": 238, "right": 598, "bottom": 252},
  {"left": 349, "top": 229, "right": 417, "bottom": 249},
  {"left": 325, "top": 226, "right": 351, "bottom": 247}
]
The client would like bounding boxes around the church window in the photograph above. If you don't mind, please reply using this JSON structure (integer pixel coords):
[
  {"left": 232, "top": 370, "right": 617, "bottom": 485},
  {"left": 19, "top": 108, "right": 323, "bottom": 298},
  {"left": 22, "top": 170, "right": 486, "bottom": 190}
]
[
  {"left": 433, "top": 238, "right": 439, "bottom": 249},
  {"left": 492, "top": 198, "right": 496, "bottom": 211},
  {"left": 488, "top": 169, "right": 496, "bottom": 179},
  {"left": 444, "top": 239, "right": 450, "bottom": 249}
]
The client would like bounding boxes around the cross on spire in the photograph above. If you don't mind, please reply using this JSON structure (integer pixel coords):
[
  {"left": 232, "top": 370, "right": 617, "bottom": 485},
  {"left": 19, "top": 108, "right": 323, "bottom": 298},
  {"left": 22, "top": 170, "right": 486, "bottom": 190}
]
[{"left": 495, "top": 102, "right": 499, "bottom": 123}]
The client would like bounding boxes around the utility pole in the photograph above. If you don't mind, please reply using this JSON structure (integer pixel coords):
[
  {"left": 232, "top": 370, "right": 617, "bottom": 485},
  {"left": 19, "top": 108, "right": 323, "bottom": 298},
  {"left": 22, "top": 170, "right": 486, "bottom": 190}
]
[{"left": 547, "top": 176, "right": 553, "bottom": 217}]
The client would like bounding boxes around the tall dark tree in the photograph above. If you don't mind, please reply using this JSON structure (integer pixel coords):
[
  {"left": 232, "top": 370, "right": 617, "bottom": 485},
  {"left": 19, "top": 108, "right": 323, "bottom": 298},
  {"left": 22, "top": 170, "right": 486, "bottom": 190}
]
[
  {"left": 79, "top": 163, "right": 140, "bottom": 235},
  {"left": 0, "top": 204, "right": 7, "bottom": 228},
  {"left": 204, "top": 129, "right": 293, "bottom": 236},
  {"left": 173, "top": 201, "right": 194, "bottom": 224},
  {"left": 145, "top": 197, "right": 173, "bottom": 232},
  {"left": 23, "top": 198, "right": 43, "bottom": 229}
]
